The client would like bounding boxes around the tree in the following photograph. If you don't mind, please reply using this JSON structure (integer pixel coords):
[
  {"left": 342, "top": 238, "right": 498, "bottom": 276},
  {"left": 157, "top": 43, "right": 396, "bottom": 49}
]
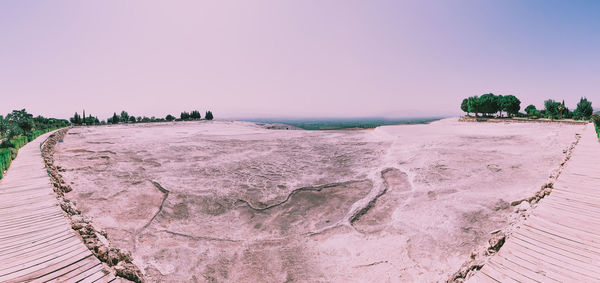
[
  {"left": 557, "top": 101, "right": 566, "bottom": 119},
  {"left": 576, "top": 97, "right": 593, "bottom": 120},
  {"left": 525, "top": 105, "right": 536, "bottom": 115},
  {"left": 479, "top": 93, "right": 499, "bottom": 116},
  {"left": 205, "top": 111, "right": 214, "bottom": 120},
  {"left": 461, "top": 99, "right": 469, "bottom": 115},
  {"left": 0, "top": 115, "right": 8, "bottom": 137},
  {"left": 467, "top": 96, "right": 481, "bottom": 117},
  {"left": 6, "top": 109, "right": 34, "bottom": 134},
  {"left": 111, "top": 112, "right": 120, "bottom": 124},
  {"left": 120, "top": 111, "right": 129, "bottom": 123},
  {"left": 129, "top": 116, "right": 136, "bottom": 123},
  {"left": 190, "top": 110, "right": 201, "bottom": 119},
  {"left": 84, "top": 115, "right": 95, "bottom": 125},
  {"left": 524, "top": 105, "right": 542, "bottom": 118},
  {"left": 7, "top": 123, "right": 23, "bottom": 138},
  {"left": 70, "top": 112, "right": 82, "bottom": 125},
  {"left": 180, "top": 111, "right": 190, "bottom": 120},
  {"left": 544, "top": 99, "right": 561, "bottom": 119},
  {"left": 165, "top": 114, "right": 175, "bottom": 121},
  {"left": 499, "top": 95, "right": 521, "bottom": 117}
]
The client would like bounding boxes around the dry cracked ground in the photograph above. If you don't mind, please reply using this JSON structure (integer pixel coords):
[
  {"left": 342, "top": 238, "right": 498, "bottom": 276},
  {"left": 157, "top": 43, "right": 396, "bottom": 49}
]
[{"left": 53, "top": 119, "right": 583, "bottom": 282}]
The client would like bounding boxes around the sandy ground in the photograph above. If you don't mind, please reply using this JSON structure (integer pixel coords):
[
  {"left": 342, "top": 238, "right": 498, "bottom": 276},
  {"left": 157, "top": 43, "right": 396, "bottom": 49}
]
[{"left": 53, "top": 118, "right": 583, "bottom": 282}]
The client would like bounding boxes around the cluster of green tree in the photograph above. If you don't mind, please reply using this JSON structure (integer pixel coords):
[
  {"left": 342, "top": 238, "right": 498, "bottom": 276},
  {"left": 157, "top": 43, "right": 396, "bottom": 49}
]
[
  {"left": 0, "top": 109, "right": 70, "bottom": 179},
  {"left": 71, "top": 109, "right": 214, "bottom": 125},
  {"left": 522, "top": 98, "right": 593, "bottom": 120},
  {"left": 461, "top": 94, "right": 594, "bottom": 121},
  {"left": 460, "top": 93, "right": 521, "bottom": 117},
  {"left": 180, "top": 110, "right": 201, "bottom": 120},
  {"left": 70, "top": 110, "right": 100, "bottom": 125},
  {"left": 179, "top": 110, "right": 213, "bottom": 120}
]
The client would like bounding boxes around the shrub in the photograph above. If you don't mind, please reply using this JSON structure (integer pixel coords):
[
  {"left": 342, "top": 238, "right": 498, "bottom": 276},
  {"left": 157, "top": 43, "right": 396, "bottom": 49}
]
[
  {"left": 0, "top": 139, "right": 13, "bottom": 148},
  {"left": 9, "top": 136, "right": 27, "bottom": 149},
  {"left": 592, "top": 114, "right": 600, "bottom": 139},
  {"left": 9, "top": 147, "right": 17, "bottom": 159},
  {"left": 0, "top": 148, "right": 11, "bottom": 179}
]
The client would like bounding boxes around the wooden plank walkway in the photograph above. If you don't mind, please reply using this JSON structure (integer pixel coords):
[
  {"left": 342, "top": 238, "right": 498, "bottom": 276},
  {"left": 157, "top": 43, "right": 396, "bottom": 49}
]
[
  {"left": 470, "top": 124, "right": 600, "bottom": 282},
  {"left": 0, "top": 132, "right": 118, "bottom": 283}
]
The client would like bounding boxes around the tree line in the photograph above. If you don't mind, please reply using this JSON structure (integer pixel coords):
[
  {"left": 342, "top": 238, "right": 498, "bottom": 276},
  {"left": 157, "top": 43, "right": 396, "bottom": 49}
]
[
  {"left": 0, "top": 109, "right": 70, "bottom": 141},
  {"left": 461, "top": 94, "right": 593, "bottom": 120},
  {"left": 70, "top": 109, "right": 214, "bottom": 125}
]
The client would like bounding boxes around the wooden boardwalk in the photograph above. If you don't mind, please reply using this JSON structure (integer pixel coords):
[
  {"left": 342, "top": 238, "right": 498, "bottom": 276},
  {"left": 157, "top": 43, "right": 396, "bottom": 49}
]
[
  {"left": 470, "top": 124, "right": 600, "bottom": 282},
  {"left": 0, "top": 132, "right": 117, "bottom": 282}
]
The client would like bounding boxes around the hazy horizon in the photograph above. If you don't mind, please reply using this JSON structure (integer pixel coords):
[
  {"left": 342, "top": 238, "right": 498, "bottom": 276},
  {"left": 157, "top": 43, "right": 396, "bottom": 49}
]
[{"left": 1, "top": 1, "right": 599, "bottom": 120}]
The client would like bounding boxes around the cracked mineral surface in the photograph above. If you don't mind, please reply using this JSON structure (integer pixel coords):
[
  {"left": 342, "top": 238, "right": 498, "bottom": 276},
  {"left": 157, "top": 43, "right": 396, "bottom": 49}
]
[{"left": 53, "top": 118, "right": 583, "bottom": 282}]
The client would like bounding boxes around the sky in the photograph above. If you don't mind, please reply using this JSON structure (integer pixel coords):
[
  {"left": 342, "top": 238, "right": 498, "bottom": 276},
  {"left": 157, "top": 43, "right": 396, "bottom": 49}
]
[{"left": 1, "top": 0, "right": 599, "bottom": 120}]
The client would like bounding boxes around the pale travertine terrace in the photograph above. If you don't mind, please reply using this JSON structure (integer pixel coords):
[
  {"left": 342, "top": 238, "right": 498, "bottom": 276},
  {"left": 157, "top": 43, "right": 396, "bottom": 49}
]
[{"left": 53, "top": 118, "right": 583, "bottom": 282}]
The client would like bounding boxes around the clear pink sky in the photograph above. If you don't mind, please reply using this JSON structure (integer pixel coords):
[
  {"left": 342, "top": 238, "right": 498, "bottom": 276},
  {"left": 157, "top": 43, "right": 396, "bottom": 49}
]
[{"left": 1, "top": 1, "right": 599, "bottom": 120}]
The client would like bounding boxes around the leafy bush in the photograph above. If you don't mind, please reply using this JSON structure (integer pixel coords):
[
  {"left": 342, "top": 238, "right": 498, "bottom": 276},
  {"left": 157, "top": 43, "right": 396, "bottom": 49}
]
[
  {"left": 9, "top": 136, "right": 27, "bottom": 149},
  {"left": 9, "top": 147, "right": 17, "bottom": 159},
  {"left": 0, "top": 139, "right": 13, "bottom": 148},
  {"left": 591, "top": 114, "right": 600, "bottom": 139},
  {"left": 0, "top": 148, "right": 11, "bottom": 179}
]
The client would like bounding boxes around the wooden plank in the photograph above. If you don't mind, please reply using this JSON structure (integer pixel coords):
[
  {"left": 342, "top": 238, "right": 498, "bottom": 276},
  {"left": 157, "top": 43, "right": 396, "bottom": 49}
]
[
  {"left": 0, "top": 248, "right": 91, "bottom": 282},
  {"left": 518, "top": 225, "right": 600, "bottom": 257},
  {"left": 501, "top": 245, "right": 583, "bottom": 282},
  {"left": 0, "top": 238, "right": 83, "bottom": 271},
  {"left": 0, "top": 233, "right": 75, "bottom": 260},
  {"left": 486, "top": 258, "right": 542, "bottom": 282},
  {"left": 30, "top": 257, "right": 98, "bottom": 283},
  {"left": 0, "top": 131, "right": 116, "bottom": 282},
  {"left": 0, "top": 228, "right": 72, "bottom": 253},
  {"left": 509, "top": 235, "right": 600, "bottom": 275},
  {"left": 64, "top": 264, "right": 106, "bottom": 282},
  {"left": 479, "top": 260, "right": 520, "bottom": 282},
  {"left": 15, "top": 254, "right": 98, "bottom": 282}
]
